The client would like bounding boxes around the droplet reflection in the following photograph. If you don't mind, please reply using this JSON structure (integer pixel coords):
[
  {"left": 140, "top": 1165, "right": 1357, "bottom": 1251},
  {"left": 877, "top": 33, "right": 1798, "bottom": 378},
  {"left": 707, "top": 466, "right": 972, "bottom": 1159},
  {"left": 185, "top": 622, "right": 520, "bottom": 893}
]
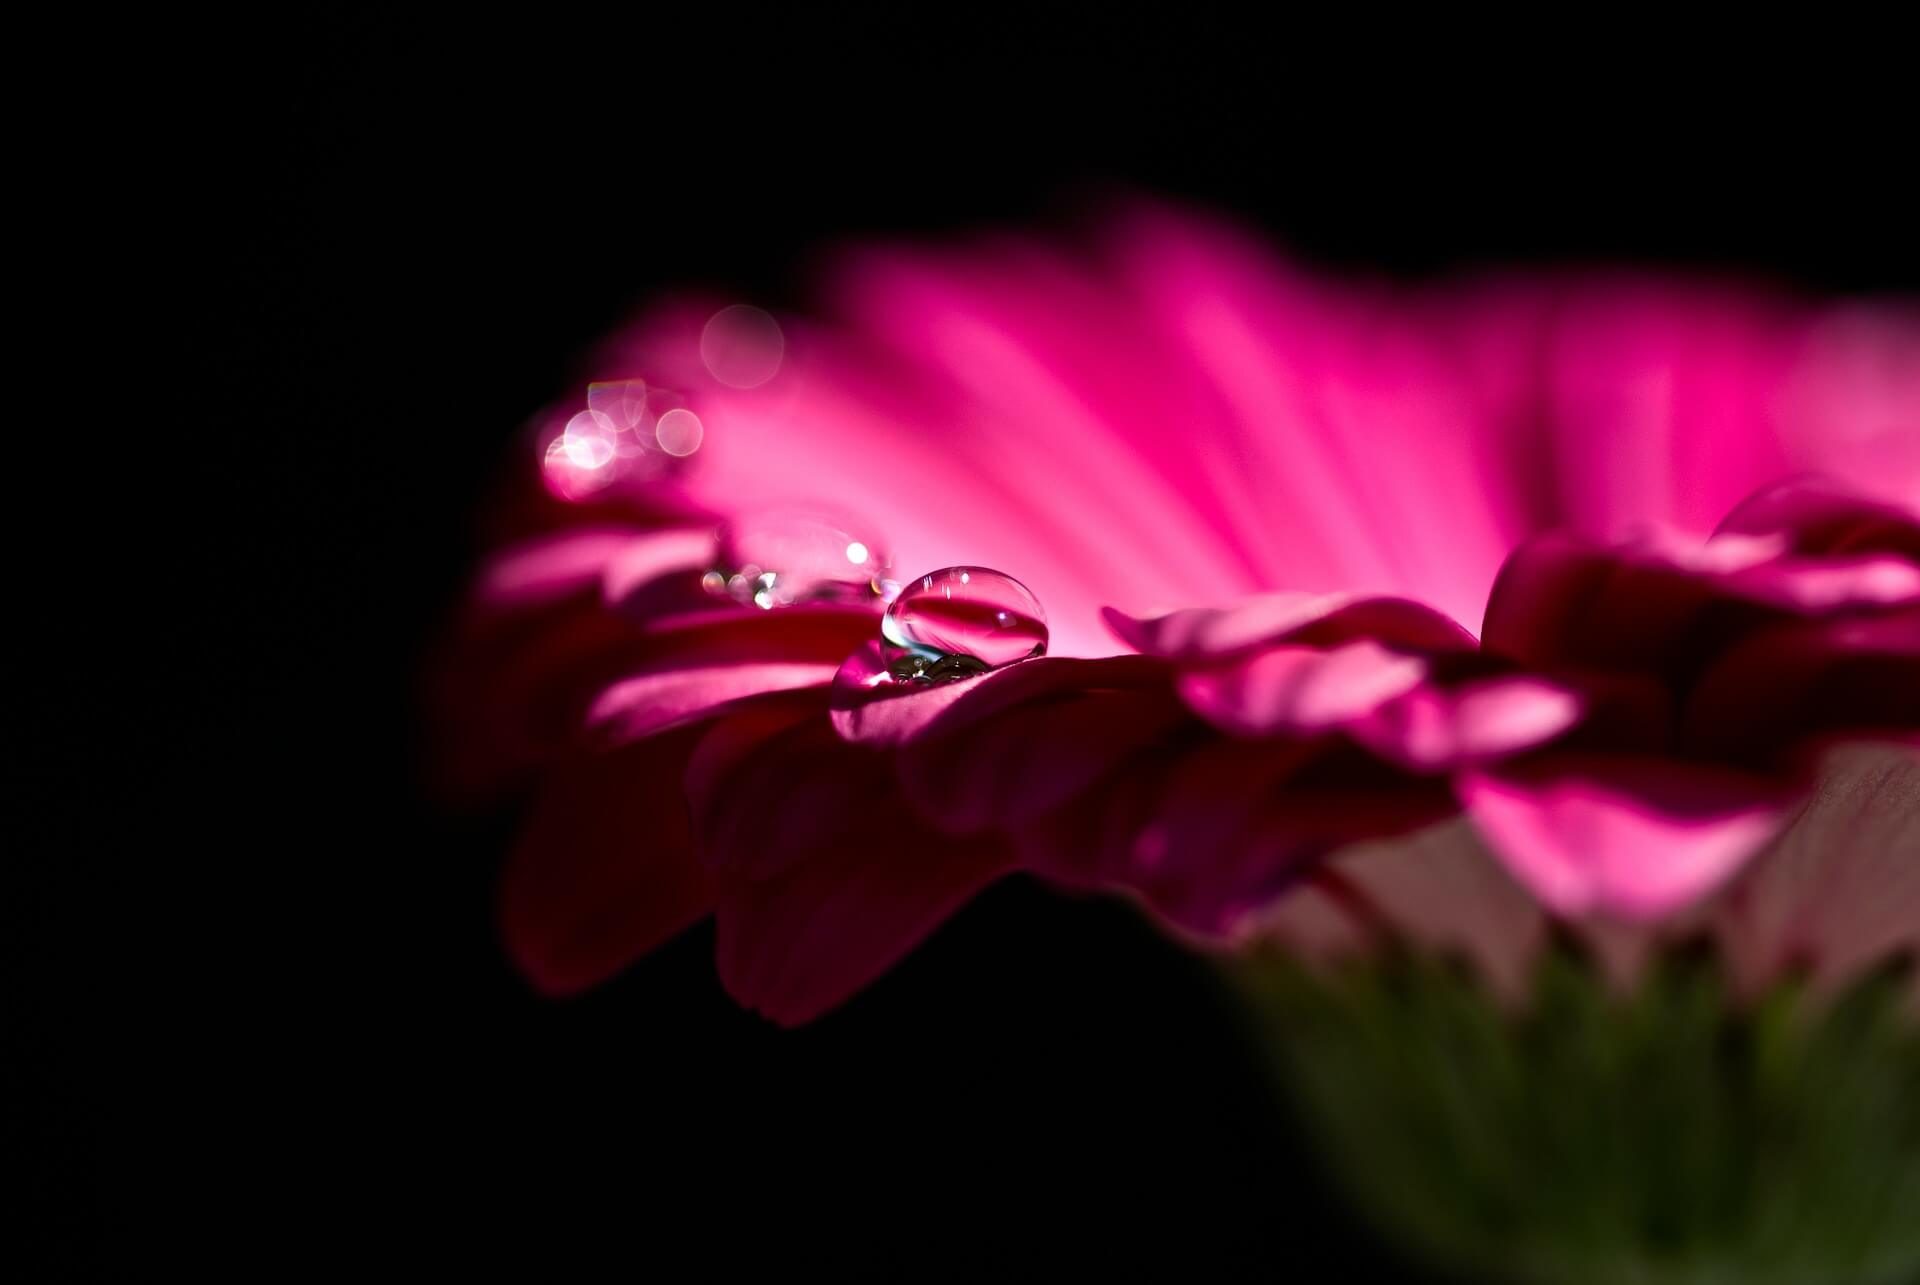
[{"left": 880, "top": 566, "right": 1048, "bottom": 682}]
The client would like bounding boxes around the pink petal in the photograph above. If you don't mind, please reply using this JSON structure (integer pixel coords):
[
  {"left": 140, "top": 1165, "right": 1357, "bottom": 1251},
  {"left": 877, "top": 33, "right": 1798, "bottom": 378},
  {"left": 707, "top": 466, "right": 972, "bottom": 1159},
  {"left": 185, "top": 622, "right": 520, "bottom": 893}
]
[
  {"left": 1351, "top": 675, "right": 1584, "bottom": 772},
  {"left": 1175, "top": 640, "right": 1429, "bottom": 738},
  {"left": 1104, "top": 593, "right": 1474, "bottom": 661},
  {"left": 713, "top": 829, "right": 1012, "bottom": 1027},
  {"left": 682, "top": 697, "right": 845, "bottom": 883},
  {"left": 894, "top": 658, "right": 1187, "bottom": 833},
  {"left": 1460, "top": 756, "right": 1789, "bottom": 920},
  {"left": 1535, "top": 280, "right": 1801, "bottom": 541},
  {"left": 830, "top": 644, "right": 1168, "bottom": 749},
  {"left": 617, "top": 602, "right": 879, "bottom": 664},
  {"left": 1682, "top": 608, "right": 1920, "bottom": 767},
  {"left": 599, "top": 527, "right": 722, "bottom": 608},
  {"left": 826, "top": 640, "right": 1004, "bottom": 748},
  {"left": 476, "top": 527, "right": 652, "bottom": 611},
  {"left": 1714, "top": 476, "right": 1920, "bottom": 560},
  {"left": 500, "top": 731, "right": 715, "bottom": 996},
  {"left": 1110, "top": 205, "right": 1529, "bottom": 629},
  {"left": 1480, "top": 535, "right": 1734, "bottom": 672},
  {"left": 683, "top": 708, "right": 1015, "bottom": 1024},
  {"left": 1716, "top": 554, "right": 1920, "bottom": 613},
  {"left": 587, "top": 661, "right": 842, "bottom": 745},
  {"left": 1018, "top": 736, "right": 1450, "bottom": 938}
]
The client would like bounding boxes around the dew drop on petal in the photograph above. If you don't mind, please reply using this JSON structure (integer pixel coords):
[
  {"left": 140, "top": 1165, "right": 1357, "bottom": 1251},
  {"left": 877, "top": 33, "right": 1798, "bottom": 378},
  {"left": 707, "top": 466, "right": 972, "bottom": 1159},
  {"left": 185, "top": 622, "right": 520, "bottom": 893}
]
[
  {"left": 880, "top": 566, "right": 1048, "bottom": 683},
  {"left": 699, "top": 304, "right": 784, "bottom": 389},
  {"left": 714, "top": 509, "right": 894, "bottom": 608}
]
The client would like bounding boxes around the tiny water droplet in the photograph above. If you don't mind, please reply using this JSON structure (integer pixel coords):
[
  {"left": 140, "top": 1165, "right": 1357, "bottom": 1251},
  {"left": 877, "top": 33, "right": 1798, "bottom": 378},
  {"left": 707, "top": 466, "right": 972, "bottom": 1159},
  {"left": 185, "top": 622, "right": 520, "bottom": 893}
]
[
  {"left": 880, "top": 566, "right": 1048, "bottom": 683},
  {"left": 707, "top": 509, "right": 893, "bottom": 608}
]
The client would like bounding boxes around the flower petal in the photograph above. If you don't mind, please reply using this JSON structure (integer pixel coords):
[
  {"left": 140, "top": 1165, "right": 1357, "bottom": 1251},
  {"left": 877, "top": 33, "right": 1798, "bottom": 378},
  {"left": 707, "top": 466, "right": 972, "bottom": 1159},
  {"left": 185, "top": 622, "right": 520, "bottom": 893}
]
[
  {"left": 1019, "top": 735, "right": 1451, "bottom": 937},
  {"left": 599, "top": 527, "right": 722, "bottom": 607},
  {"left": 1459, "top": 755, "right": 1788, "bottom": 920},
  {"left": 826, "top": 640, "right": 1003, "bottom": 747},
  {"left": 684, "top": 708, "right": 1015, "bottom": 1024},
  {"left": 477, "top": 526, "right": 656, "bottom": 611},
  {"left": 1175, "top": 640, "right": 1429, "bottom": 738},
  {"left": 1485, "top": 518, "right": 1920, "bottom": 678},
  {"left": 712, "top": 830, "right": 1012, "bottom": 1027},
  {"left": 1104, "top": 593, "right": 1474, "bottom": 662},
  {"left": 1681, "top": 608, "right": 1920, "bottom": 768},
  {"left": 1350, "top": 675, "right": 1584, "bottom": 772},
  {"left": 500, "top": 731, "right": 715, "bottom": 996},
  {"left": 1714, "top": 476, "right": 1920, "bottom": 561},
  {"left": 587, "top": 661, "right": 842, "bottom": 745},
  {"left": 893, "top": 656, "right": 1186, "bottom": 832}
]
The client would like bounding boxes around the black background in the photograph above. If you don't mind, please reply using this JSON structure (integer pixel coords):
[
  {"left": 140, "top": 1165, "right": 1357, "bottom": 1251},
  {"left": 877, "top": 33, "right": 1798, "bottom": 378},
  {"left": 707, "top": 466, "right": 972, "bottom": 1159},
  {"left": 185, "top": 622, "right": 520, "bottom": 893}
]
[{"left": 21, "top": 15, "right": 1919, "bottom": 1280}]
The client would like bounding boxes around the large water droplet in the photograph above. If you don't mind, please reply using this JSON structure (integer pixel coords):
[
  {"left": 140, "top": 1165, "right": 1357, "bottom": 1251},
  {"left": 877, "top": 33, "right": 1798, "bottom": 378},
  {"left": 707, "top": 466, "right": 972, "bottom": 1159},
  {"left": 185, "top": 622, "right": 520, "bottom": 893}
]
[
  {"left": 709, "top": 509, "right": 894, "bottom": 609},
  {"left": 880, "top": 567, "right": 1048, "bottom": 682}
]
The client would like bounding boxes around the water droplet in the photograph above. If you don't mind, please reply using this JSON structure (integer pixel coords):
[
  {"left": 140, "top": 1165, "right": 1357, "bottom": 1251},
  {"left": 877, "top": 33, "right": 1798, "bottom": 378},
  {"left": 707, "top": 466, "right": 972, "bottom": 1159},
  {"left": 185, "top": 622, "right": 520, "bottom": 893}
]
[
  {"left": 880, "top": 566, "right": 1047, "bottom": 683},
  {"left": 707, "top": 509, "right": 894, "bottom": 608}
]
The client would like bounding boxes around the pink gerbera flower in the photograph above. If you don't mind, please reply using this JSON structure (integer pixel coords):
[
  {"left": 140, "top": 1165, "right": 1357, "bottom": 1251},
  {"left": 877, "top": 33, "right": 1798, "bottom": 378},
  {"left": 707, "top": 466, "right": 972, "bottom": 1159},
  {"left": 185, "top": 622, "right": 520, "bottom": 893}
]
[{"left": 438, "top": 203, "right": 1919, "bottom": 1029}]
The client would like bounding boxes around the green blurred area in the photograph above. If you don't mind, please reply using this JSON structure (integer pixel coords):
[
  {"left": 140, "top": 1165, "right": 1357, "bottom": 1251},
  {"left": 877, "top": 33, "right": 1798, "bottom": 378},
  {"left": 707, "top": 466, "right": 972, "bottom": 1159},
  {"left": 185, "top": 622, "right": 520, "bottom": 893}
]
[{"left": 1234, "top": 941, "right": 1920, "bottom": 1285}]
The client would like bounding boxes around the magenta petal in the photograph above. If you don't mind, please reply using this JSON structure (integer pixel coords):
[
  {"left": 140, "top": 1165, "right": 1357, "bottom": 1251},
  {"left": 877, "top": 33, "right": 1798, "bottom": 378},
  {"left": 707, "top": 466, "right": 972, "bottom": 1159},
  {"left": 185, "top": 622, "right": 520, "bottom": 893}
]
[
  {"left": 586, "top": 661, "right": 841, "bottom": 745},
  {"left": 894, "top": 656, "right": 1185, "bottom": 832},
  {"left": 1016, "top": 737, "right": 1311, "bottom": 931},
  {"left": 621, "top": 602, "right": 880, "bottom": 664},
  {"left": 1485, "top": 522, "right": 1920, "bottom": 677},
  {"left": 477, "top": 527, "right": 652, "bottom": 611},
  {"left": 1480, "top": 535, "right": 1723, "bottom": 672},
  {"left": 827, "top": 640, "right": 1000, "bottom": 747},
  {"left": 713, "top": 830, "right": 1012, "bottom": 1027},
  {"left": 1351, "top": 675, "right": 1584, "bottom": 771},
  {"left": 500, "top": 731, "right": 715, "bottom": 996},
  {"left": 1682, "top": 608, "right": 1920, "bottom": 766},
  {"left": 683, "top": 706, "right": 1015, "bottom": 1024},
  {"left": 1176, "top": 640, "right": 1428, "bottom": 737},
  {"left": 1460, "top": 756, "right": 1789, "bottom": 920},
  {"left": 1105, "top": 592, "right": 1475, "bottom": 661},
  {"left": 598, "top": 527, "right": 722, "bottom": 606},
  {"left": 1716, "top": 554, "right": 1920, "bottom": 613},
  {"left": 1018, "top": 735, "right": 1450, "bottom": 938},
  {"left": 1714, "top": 477, "right": 1920, "bottom": 561},
  {"left": 682, "top": 697, "right": 844, "bottom": 882}
]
